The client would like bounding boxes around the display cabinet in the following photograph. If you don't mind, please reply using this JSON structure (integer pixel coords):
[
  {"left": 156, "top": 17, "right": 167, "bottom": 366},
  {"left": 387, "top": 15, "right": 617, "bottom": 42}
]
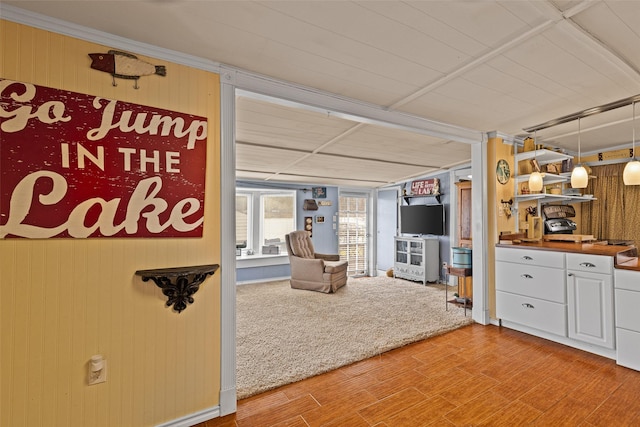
[{"left": 394, "top": 236, "right": 439, "bottom": 284}]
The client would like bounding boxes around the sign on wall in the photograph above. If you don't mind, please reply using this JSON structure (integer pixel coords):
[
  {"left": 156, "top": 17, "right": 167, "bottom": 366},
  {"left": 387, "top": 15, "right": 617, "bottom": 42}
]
[
  {"left": 410, "top": 178, "right": 440, "bottom": 196},
  {"left": 0, "top": 79, "right": 208, "bottom": 238}
]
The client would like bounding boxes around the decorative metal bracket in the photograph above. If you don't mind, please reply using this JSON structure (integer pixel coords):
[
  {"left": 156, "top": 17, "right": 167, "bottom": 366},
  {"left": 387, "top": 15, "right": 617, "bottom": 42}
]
[{"left": 135, "top": 264, "right": 219, "bottom": 313}]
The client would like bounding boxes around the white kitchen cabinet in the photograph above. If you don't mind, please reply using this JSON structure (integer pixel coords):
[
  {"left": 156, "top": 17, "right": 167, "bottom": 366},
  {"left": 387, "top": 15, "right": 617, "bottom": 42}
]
[
  {"left": 394, "top": 236, "right": 439, "bottom": 284},
  {"left": 566, "top": 254, "right": 614, "bottom": 349},
  {"left": 495, "top": 247, "right": 567, "bottom": 336},
  {"left": 615, "top": 269, "right": 640, "bottom": 371},
  {"left": 496, "top": 247, "right": 620, "bottom": 357}
]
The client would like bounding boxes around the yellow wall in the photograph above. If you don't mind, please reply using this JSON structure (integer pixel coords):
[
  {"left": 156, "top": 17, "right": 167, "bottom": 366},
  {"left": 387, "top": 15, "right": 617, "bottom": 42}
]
[
  {"left": 487, "top": 136, "right": 516, "bottom": 319},
  {"left": 1, "top": 22, "right": 221, "bottom": 427}
]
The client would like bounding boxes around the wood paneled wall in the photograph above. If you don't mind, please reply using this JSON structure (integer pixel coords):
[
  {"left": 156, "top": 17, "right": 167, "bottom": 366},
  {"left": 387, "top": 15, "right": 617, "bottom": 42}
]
[
  {"left": 486, "top": 136, "right": 516, "bottom": 319},
  {"left": 1, "top": 22, "right": 222, "bottom": 427}
]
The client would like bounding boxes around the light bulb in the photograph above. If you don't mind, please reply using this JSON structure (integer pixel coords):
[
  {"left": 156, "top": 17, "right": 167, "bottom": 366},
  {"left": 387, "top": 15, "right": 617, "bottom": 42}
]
[
  {"left": 571, "top": 165, "right": 589, "bottom": 188},
  {"left": 623, "top": 159, "right": 640, "bottom": 185},
  {"left": 528, "top": 171, "right": 543, "bottom": 192}
]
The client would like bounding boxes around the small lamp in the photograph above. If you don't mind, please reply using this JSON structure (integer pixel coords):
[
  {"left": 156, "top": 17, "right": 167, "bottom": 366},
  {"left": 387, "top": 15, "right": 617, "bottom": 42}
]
[
  {"left": 623, "top": 102, "right": 640, "bottom": 185},
  {"left": 528, "top": 131, "right": 544, "bottom": 192},
  {"left": 571, "top": 118, "right": 589, "bottom": 189},
  {"left": 529, "top": 171, "right": 543, "bottom": 192}
]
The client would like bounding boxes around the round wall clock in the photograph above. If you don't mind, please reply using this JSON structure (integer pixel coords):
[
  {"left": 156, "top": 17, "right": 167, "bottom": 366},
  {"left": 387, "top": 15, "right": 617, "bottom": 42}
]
[{"left": 496, "top": 159, "right": 510, "bottom": 185}]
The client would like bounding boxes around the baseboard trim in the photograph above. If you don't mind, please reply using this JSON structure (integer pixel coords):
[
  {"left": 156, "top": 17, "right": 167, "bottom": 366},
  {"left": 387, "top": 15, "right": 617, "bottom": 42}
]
[
  {"left": 155, "top": 406, "right": 219, "bottom": 427},
  {"left": 499, "top": 320, "right": 616, "bottom": 360},
  {"left": 237, "top": 276, "right": 290, "bottom": 285},
  {"left": 219, "top": 386, "right": 238, "bottom": 416}
]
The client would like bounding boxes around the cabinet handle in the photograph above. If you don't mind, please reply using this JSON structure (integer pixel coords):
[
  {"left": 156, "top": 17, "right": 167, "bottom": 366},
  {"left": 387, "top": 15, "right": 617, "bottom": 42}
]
[
  {"left": 568, "top": 273, "right": 574, "bottom": 277},
  {"left": 522, "top": 256, "right": 533, "bottom": 261},
  {"left": 521, "top": 274, "right": 533, "bottom": 279},
  {"left": 579, "top": 262, "right": 596, "bottom": 268},
  {"left": 522, "top": 303, "right": 535, "bottom": 309}
]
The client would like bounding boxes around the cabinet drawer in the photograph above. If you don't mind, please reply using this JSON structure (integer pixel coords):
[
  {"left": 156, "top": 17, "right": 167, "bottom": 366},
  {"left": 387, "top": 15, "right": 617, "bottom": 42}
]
[
  {"left": 566, "top": 253, "right": 612, "bottom": 275},
  {"left": 617, "top": 328, "right": 640, "bottom": 371},
  {"left": 496, "top": 291, "right": 566, "bottom": 336},
  {"left": 615, "top": 269, "right": 640, "bottom": 292},
  {"left": 495, "top": 247, "right": 565, "bottom": 269},
  {"left": 496, "top": 261, "right": 565, "bottom": 303},
  {"left": 615, "top": 289, "right": 640, "bottom": 332}
]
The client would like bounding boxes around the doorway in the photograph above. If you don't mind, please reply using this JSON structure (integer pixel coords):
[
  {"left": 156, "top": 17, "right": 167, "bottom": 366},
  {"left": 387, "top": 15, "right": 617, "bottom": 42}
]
[{"left": 338, "top": 192, "right": 370, "bottom": 276}]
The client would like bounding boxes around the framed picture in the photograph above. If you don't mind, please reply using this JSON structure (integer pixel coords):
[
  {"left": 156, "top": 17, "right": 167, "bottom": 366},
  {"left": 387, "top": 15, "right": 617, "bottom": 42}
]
[
  {"left": 315, "top": 216, "right": 325, "bottom": 223},
  {"left": 312, "top": 187, "right": 327, "bottom": 198},
  {"left": 304, "top": 216, "right": 313, "bottom": 237}
]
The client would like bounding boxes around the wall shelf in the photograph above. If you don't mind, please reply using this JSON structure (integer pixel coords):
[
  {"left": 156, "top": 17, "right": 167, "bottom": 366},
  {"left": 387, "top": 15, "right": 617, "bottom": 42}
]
[
  {"left": 135, "top": 264, "right": 220, "bottom": 313},
  {"left": 402, "top": 193, "right": 441, "bottom": 204},
  {"left": 513, "top": 148, "right": 596, "bottom": 233},
  {"left": 515, "top": 173, "right": 568, "bottom": 185},
  {"left": 515, "top": 194, "right": 597, "bottom": 204},
  {"left": 515, "top": 149, "right": 573, "bottom": 166}
]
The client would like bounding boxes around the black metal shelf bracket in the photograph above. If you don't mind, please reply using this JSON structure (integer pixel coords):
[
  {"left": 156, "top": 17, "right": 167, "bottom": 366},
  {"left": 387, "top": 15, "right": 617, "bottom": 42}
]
[{"left": 135, "top": 264, "right": 220, "bottom": 313}]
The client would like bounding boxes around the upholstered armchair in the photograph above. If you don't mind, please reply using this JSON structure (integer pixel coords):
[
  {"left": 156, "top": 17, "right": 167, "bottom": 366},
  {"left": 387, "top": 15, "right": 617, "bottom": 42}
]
[{"left": 285, "top": 230, "right": 348, "bottom": 293}]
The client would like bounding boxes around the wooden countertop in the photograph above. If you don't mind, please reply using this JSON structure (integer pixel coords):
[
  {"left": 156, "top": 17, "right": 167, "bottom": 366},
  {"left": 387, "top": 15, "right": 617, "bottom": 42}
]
[{"left": 495, "top": 241, "right": 640, "bottom": 272}]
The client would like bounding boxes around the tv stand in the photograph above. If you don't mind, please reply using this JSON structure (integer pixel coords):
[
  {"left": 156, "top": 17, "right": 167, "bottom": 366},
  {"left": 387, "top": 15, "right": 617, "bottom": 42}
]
[{"left": 393, "top": 236, "right": 439, "bottom": 284}]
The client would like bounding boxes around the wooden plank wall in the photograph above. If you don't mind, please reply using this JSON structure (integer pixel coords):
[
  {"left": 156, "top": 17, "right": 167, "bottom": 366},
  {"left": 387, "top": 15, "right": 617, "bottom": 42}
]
[{"left": 1, "top": 21, "right": 222, "bottom": 427}]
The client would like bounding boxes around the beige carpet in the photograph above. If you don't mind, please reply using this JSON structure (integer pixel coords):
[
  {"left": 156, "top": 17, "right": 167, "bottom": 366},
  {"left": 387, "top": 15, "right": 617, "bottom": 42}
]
[{"left": 236, "top": 276, "right": 473, "bottom": 399}]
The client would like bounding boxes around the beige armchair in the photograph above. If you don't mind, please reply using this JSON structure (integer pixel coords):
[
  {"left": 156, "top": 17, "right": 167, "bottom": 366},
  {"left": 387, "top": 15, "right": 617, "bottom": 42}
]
[{"left": 285, "top": 230, "right": 348, "bottom": 293}]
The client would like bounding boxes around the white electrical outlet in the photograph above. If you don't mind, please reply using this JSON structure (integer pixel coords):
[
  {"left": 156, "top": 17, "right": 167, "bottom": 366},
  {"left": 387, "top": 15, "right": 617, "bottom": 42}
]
[{"left": 88, "top": 355, "right": 107, "bottom": 385}]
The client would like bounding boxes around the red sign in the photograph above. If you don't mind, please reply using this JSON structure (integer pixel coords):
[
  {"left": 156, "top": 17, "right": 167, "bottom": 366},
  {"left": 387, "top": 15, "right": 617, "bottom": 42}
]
[
  {"left": 410, "top": 178, "right": 440, "bottom": 196},
  {"left": 0, "top": 79, "right": 208, "bottom": 238}
]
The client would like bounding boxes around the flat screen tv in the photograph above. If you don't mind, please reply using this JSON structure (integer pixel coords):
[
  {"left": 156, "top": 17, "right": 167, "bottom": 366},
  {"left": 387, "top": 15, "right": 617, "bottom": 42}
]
[{"left": 400, "top": 204, "right": 445, "bottom": 236}]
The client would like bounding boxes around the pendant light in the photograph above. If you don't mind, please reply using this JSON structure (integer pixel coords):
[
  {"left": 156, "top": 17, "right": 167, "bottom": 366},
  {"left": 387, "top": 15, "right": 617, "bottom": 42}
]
[
  {"left": 623, "top": 102, "right": 640, "bottom": 185},
  {"left": 571, "top": 117, "right": 589, "bottom": 189},
  {"left": 528, "top": 131, "right": 543, "bottom": 192}
]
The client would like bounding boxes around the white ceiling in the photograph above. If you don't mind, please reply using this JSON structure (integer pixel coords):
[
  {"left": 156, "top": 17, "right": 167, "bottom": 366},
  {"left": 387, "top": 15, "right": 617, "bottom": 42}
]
[{"left": 5, "top": 0, "right": 640, "bottom": 188}]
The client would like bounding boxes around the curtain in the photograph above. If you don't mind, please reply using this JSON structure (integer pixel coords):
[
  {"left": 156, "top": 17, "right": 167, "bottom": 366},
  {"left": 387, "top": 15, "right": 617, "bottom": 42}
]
[{"left": 581, "top": 163, "right": 640, "bottom": 246}]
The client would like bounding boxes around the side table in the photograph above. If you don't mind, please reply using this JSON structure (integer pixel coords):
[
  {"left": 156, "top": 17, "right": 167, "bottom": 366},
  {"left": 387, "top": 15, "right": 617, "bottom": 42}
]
[{"left": 445, "top": 265, "right": 472, "bottom": 316}]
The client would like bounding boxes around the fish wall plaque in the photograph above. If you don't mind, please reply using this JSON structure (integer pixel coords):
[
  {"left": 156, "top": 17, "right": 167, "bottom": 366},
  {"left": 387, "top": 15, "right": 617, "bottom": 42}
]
[{"left": 88, "top": 50, "right": 166, "bottom": 89}]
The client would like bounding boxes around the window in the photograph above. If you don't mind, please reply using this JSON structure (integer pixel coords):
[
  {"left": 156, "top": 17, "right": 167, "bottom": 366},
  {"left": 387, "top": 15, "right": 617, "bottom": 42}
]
[
  {"left": 235, "top": 193, "right": 251, "bottom": 250},
  {"left": 236, "top": 188, "right": 296, "bottom": 256}
]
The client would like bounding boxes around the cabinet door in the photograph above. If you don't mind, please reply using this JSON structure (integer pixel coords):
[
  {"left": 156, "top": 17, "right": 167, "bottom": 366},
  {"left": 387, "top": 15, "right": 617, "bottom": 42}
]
[
  {"left": 456, "top": 181, "right": 472, "bottom": 247},
  {"left": 567, "top": 270, "right": 614, "bottom": 349}
]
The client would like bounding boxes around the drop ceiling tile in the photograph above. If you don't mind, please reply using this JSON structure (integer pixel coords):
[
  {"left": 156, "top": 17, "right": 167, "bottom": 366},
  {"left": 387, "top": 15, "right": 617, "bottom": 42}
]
[
  {"left": 358, "top": 1, "right": 488, "bottom": 56},
  {"left": 321, "top": 125, "right": 471, "bottom": 167},
  {"left": 235, "top": 144, "right": 308, "bottom": 173},
  {"left": 571, "top": 1, "right": 640, "bottom": 78},
  {"left": 237, "top": 97, "right": 355, "bottom": 151},
  {"left": 408, "top": 1, "right": 532, "bottom": 47},
  {"left": 264, "top": 1, "right": 472, "bottom": 74}
]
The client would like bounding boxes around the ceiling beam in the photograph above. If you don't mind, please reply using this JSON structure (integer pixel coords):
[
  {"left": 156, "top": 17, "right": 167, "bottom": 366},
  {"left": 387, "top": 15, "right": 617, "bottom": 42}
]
[
  {"left": 228, "top": 68, "right": 485, "bottom": 146},
  {"left": 524, "top": 93, "right": 640, "bottom": 132},
  {"left": 236, "top": 141, "right": 445, "bottom": 169}
]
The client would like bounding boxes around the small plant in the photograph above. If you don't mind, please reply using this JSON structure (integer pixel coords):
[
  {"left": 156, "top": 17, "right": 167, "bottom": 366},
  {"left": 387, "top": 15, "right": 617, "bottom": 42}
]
[{"left": 453, "top": 292, "right": 459, "bottom": 298}]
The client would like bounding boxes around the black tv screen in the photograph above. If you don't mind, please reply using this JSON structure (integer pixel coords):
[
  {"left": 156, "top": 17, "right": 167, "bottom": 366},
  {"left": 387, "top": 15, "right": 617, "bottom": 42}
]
[{"left": 400, "top": 204, "right": 445, "bottom": 236}]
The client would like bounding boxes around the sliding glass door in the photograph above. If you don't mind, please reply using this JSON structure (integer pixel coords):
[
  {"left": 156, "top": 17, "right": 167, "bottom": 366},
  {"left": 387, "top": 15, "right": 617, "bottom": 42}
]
[{"left": 339, "top": 192, "right": 370, "bottom": 276}]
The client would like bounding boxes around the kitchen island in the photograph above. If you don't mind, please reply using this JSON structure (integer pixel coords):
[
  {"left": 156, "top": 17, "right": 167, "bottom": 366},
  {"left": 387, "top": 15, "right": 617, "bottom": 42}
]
[{"left": 495, "top": 240, "right": 639, "bottom": 371}]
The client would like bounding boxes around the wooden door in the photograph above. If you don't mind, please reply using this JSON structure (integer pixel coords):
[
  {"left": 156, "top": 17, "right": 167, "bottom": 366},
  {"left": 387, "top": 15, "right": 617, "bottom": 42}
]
[
  {"left": 455, "top": 181, "right": 472, "bottom": 298},
  {"left": 456, "top": 181, "right": 472, "bottom": 248}
]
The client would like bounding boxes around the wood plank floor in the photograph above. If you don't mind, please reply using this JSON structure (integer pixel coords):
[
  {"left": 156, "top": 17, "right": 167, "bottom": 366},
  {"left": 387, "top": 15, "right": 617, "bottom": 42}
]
[{"left": 198, "top": 323, "right": 640, "bottom": 427}]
